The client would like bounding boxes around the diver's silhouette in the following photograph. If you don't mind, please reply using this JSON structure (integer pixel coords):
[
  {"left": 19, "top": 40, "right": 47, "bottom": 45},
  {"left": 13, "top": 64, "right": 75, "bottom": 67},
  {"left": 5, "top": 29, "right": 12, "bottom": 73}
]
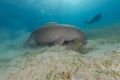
[{"left": 85, "top": 13, "right": 102, "bottom": 24}]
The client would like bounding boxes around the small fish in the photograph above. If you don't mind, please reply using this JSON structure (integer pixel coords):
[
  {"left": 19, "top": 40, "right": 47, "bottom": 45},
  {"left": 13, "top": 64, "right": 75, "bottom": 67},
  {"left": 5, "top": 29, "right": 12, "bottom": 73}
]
[
  {"left": 85, "top": 12, "right": 102, "bottom": 25},
  {"left": 67, "top": 70, "right": 72, "bottom": 80},
  {"left": 75, "top": 42, "right": 83, "bottom": 47}
]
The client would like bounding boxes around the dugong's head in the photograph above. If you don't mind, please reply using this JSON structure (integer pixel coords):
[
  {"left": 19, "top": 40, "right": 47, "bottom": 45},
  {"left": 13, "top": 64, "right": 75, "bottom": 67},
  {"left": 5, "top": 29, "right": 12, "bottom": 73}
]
[{"left": 61, "top": 26, "right": 87, "bottom": 50}]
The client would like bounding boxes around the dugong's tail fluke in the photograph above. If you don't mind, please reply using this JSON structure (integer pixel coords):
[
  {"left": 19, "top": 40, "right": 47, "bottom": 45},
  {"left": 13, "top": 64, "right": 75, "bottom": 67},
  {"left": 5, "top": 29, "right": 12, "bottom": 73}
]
[
  {"left": 24, "top": 36, "right": 31, "bottom": 48},
  {"left": 24, "top": 33, "right": 36, "bottom": 48}
]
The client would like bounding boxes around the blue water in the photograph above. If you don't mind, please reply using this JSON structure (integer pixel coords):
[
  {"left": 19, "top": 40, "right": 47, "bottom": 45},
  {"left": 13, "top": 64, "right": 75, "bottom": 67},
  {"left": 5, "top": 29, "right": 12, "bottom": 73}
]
[{"left": 0, "top": 0, "right": 120, "bottom": 41}]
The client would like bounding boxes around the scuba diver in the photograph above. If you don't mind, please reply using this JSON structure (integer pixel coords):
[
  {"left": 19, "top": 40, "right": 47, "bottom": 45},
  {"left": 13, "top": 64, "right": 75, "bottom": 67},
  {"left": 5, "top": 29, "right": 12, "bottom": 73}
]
[{"left": 85, "top": 12, "right": 102, "bottom": 25}]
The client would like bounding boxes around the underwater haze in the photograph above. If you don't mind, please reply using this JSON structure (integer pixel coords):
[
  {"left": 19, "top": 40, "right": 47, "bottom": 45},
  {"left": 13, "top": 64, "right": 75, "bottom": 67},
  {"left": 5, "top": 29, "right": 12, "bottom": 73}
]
[
  {"left": 0, "top": 0, "right": 120, "bottom": 80},
  {"left": 0, "top": 0, "right": 120, "bottom": 41}
]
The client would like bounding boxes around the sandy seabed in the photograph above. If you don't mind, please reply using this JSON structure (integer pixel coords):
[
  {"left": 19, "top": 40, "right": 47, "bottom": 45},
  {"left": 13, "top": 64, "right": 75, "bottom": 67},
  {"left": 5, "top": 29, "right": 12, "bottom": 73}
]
[{"left": 0, "top": 24, "right": 120, "bottom": 80}]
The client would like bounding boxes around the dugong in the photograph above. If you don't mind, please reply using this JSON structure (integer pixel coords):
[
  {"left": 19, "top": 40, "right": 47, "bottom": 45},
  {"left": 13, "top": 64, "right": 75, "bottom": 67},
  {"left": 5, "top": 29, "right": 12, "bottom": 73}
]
[{"left": 26, "top": 22, "right": 87, "bottom": 49}]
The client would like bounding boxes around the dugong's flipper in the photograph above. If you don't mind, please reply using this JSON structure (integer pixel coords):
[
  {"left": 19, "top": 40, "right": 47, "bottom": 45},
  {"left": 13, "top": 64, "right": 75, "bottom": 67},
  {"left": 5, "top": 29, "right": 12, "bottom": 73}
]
[{"left": 54, "top": 36, "right": 64, "bottom": 45}]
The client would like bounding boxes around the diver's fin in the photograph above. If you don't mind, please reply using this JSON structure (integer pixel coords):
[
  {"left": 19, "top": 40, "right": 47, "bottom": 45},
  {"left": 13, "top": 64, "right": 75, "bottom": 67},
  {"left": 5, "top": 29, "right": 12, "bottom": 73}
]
[{"left": 84, "top": 20, "right": 89, "bottom": 24}]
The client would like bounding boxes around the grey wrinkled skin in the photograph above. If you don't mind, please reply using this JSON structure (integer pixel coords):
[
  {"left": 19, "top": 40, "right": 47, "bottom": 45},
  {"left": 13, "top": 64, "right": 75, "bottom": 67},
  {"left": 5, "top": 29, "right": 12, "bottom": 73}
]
[{"left": 26, "top": 23, "right": 87, "bottom": 49}]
